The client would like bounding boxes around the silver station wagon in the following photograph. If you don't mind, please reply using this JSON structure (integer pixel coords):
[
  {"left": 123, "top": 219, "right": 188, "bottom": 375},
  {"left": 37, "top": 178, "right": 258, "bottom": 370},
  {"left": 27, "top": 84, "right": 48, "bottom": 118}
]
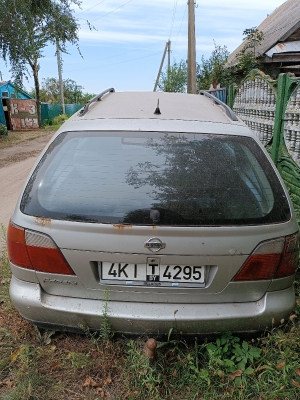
[{"left": 7, "top": 89, "right": 299, "bottom": 335}]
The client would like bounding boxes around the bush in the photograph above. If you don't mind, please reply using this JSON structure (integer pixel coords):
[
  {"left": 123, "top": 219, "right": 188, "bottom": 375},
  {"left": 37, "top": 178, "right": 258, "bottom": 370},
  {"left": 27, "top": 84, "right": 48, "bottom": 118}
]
[
  {"left": 52, "top": 114, "right": 69, "bottom": 125},
  {"left": 0, "top": 123, "right": 8, "bottom": 136},
  {"left": 42, "top": 114, "right": 70, "bottom": 127}
]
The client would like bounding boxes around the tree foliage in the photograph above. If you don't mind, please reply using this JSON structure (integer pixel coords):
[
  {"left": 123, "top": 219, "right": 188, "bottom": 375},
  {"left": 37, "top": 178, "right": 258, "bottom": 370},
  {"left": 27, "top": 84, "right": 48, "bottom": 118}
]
[
  {"left": 196, "top": 43, "right": 235, "bottom": 90},
  {"left": 158, "top": 60, "right": 188, "bottom": 93},
  {"left": 158, "top": 27, "right": 266, "bottom": 94},
  {"left": 158, "top": 44, "right": 236, "bottom": 93},
  {"left": 0, "top": 0, "right": 83, "bottom": 125},
  {"left": 236, "top": 28, "right": 265, "bottom": 75},
  {"left": 31, "top": 77, "right": 95, "bottom": 104}
]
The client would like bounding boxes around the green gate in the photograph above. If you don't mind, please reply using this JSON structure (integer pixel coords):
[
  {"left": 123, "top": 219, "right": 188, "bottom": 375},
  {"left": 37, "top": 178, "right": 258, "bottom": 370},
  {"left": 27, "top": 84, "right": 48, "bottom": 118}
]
[{"left": 229, "top": 70, "right": 300, "bottom": 223}]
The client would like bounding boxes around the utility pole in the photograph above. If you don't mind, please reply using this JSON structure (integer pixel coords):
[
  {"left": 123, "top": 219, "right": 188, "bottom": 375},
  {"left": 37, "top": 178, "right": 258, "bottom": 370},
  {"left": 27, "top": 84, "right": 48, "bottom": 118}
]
[
  {"left": 153, "top": 40, "right": 171, "bottom": 92},
  {"left": 56, "top": 39, "right": 65, "bottom": 114},
  {"left": 187, "top": 0, "right": 197, "bottom": 94},
  {"left": 168, "top": 39, "right": 171, "bottom": 71}
]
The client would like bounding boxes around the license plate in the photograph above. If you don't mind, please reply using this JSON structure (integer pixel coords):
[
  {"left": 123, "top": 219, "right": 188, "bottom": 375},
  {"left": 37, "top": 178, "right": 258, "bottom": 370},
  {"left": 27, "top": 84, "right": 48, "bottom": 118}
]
[{"left": 99, "top": 258, "right": 206, "bottom": 287}]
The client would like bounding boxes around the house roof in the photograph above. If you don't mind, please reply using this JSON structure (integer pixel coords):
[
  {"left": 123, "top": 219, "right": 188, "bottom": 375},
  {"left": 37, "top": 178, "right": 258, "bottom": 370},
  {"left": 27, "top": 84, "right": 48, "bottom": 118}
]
[
  {"left": 0, "top": 80, "right": 33, "bottom": 99},
  {"left": 226, "top": 0, "right": 300, "bottom": 67}
]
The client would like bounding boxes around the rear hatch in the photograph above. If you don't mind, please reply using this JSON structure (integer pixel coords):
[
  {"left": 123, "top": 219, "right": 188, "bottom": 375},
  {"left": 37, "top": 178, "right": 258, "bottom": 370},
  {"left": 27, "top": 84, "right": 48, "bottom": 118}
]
[{"left": 17, "top": 130, "right": 294, "bottom": 303}]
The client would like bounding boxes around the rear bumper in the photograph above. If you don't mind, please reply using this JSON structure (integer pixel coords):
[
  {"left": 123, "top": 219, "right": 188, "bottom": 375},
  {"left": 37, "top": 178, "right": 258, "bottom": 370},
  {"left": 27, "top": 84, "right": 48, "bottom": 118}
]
[{"left": 10, "top": 275, "right": 295, "bottom": 335}]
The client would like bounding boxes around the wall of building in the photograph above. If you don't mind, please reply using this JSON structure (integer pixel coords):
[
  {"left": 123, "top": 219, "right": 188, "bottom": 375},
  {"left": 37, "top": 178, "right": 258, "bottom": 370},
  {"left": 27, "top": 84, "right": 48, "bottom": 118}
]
[{"left": 0, "top": 82, "right": 33, "bottom": 128}]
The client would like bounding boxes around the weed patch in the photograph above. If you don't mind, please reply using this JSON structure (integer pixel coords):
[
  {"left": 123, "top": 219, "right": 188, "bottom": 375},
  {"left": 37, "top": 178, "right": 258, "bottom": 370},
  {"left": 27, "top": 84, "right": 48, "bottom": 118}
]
[
  {"left": 0, "top": 225, "right": 11, "bottom": 312},
  {"left": 0, "top": 318, "right": 299, "bottom": 399},
  {"left": 43, "top": 114, "right": 69, "bottom": 128},
  {"left": 1, "top": 237, "right": 299, "bottom": 398},
  {"left": 0, "top": 129, "right": 55, "bottom": 150}
]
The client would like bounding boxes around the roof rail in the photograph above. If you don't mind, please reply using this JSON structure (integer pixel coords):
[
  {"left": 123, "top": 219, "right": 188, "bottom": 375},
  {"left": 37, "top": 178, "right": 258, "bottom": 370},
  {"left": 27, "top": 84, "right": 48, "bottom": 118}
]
[
  {"left": 78, "top": 88, "right": 115, "bottom": 117},
  {"left": 199, "top": 90, "right": 238, "bottom": 121}
]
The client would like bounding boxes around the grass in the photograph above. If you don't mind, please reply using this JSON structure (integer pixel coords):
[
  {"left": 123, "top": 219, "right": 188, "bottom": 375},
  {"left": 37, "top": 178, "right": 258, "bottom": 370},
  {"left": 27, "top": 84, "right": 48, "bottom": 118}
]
[
  {"left": 1, "top": 226, "right": 300, "bottom": 399},
  {"left": 0, "top": 128, "right": 56, "bottom": 150},
  {"left": 0, "top": 114, "right": 68, "bottom": 150}
]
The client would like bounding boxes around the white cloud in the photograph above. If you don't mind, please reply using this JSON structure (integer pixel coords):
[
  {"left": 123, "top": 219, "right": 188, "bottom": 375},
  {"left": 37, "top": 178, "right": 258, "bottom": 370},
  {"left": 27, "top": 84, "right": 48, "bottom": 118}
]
[
  {"left": 76, "top": 0, "right": 285, "bottom": 47},
  {"left": 2, "top": 0, "right": 288, "bottom": 93},
  {"left": 79, "top": 28, "right": 165, "bottom": 43}
]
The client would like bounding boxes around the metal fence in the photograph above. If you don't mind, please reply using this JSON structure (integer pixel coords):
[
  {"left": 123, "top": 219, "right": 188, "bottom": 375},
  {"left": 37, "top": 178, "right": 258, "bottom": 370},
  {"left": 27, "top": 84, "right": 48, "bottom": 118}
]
[
  {"left": 41, "top": 103, "right": 83, "bottom": 123},
  {"left": 228, "top": 69, "right": 300, "bottom": 223},
  {"left": 205, "top": 88, "right": 227, "bottom": 104}
]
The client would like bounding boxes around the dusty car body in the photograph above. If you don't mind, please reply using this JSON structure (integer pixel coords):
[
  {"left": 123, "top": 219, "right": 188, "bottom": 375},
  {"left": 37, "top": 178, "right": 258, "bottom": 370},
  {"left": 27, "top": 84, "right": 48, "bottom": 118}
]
[{"left": 7, "top": 90, "right": 299, "bottom": 335}]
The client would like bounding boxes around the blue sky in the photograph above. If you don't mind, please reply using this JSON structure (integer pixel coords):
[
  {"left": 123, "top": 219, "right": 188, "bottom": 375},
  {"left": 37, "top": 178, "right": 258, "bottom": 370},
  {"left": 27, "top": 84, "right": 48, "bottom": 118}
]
[{"left": 0, "top": 0, "right": 285, "bottom": 94}]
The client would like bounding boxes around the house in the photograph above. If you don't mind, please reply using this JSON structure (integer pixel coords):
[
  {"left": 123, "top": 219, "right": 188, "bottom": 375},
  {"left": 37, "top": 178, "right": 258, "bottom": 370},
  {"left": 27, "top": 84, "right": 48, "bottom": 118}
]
[
  {"left": 226, "top": 0, "right": 300, "bottom": 75},
  {"left": 0, "top": 81, "right": 38, "bottom": 130}
]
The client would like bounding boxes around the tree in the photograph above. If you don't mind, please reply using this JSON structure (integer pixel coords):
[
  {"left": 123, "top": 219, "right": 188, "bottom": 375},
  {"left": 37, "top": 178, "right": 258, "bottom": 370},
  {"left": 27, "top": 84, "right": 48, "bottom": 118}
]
[
  {"left": 158, "top": 44, "right": 236, "bottom": 93},
  {"left": 31, "top": 77, "right": 95, "bottom": 105},
  {"left": 158, "top": 60, "right": 187, "bottom": 93},
  {"left": 0, "top": 0, "right": 83, "bottom": 125},
  {"left": 236, "top": 28, "right": 264, "bottom": 75},
  {"left": 196, "top": 43, "right": 236, "bottom": 90}
]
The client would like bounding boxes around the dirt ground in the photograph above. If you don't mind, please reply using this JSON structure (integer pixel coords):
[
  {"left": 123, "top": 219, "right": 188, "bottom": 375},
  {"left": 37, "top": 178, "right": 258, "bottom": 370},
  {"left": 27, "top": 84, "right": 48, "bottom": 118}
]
[{"left": 0, "top": 130, "right": 56, "bottom": 252}]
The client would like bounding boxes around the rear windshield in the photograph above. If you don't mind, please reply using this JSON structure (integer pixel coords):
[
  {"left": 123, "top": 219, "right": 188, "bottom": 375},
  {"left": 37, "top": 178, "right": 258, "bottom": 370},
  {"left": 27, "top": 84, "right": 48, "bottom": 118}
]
[{"left": 20, "top": 131, "right": 291, "bottom": 226}]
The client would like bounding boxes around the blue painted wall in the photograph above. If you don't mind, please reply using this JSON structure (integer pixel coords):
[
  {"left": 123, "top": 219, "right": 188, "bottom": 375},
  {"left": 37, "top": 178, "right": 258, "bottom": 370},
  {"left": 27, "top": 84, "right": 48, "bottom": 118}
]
[
  {"left": 0, "top": 104, "right": 5, "bottom": 126},
  {"left": 0, "top": 81, "right": 33, "bottom": 126}
]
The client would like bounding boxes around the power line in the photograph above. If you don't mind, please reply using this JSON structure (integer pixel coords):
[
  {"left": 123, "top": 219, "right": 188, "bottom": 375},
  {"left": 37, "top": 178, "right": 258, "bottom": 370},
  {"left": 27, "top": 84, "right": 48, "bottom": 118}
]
[
  {"left": 91, "top": 0, "right": 133, "bottom": 23},
  {"left": 67, "top": 50, "right": 162, "bottom": 73},
  {"left": 101, "top": 51, "right": 162, "bottom": 67},
  {"left": 76, "top": 0, "right": 106, "bottom": 16},
  {"left": 64, "top": 39, "right": 166, "bottom": 70},
  {"left": 174, "top": 4, "right": 187, "bottom": 46},
  {"left": 71, "top": 1, "right": 189, "bottom": 77},
  {"left": 94, "top": 39, "right": 166, "bottom": 63},
  {"left": 169, "top": 0, "right": 179, "bottom": 39}
]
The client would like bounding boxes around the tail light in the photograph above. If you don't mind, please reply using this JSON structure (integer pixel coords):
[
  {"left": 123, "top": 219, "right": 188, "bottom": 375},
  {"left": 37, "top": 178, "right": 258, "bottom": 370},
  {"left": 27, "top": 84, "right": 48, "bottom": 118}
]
[
  {"left": 7, "top": 221, "right": 75, "bottom": 275},
  {"left": 233, "top": 233, "right": 299, "bottom": 281}
]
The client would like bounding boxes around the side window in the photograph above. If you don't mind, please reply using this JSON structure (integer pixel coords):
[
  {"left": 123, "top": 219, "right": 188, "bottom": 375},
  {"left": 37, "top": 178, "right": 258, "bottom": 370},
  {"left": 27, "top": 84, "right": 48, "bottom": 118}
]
[{"left": 237, "top": 145, "right": 273, "bottom": 215}]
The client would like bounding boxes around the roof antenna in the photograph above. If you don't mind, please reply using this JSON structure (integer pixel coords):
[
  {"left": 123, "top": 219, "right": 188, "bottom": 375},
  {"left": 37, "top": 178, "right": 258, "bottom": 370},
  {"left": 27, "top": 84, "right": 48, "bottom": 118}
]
[{"left": 154, "top": 99, "right": 161, "bottom": 115}]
